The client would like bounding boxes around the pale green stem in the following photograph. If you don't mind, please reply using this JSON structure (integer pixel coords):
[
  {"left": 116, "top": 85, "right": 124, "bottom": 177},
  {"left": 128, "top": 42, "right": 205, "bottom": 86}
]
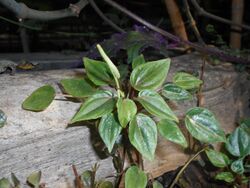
[
  {"left": 96, "top": 44, "right": 123, "bottom": 98},
  {"left": 169, "top": 147, "right": 208, "bottom": 188}
]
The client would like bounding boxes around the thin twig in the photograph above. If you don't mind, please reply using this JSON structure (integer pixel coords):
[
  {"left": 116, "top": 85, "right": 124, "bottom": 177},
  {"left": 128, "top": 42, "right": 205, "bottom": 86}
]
[
  {"left": 190, "top": 0, "right": 250, "bottom": 31},
  {"left": 169, "top": 147, "right": 207, "bottom": 188},
  {"left": 102, "top": 0, "right": 250, "bottom": 64},
  {"left": 72, "top": 165, "right": 84, "bottom": 188},
  {"left": 183, "top": 0, "right": 206, "bottom": 107}
]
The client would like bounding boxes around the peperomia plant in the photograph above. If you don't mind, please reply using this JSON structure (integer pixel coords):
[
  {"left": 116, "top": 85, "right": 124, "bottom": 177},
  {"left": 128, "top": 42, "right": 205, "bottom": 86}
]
[{"left": 21, "top": 44, "right": 241, "bottom": 188}]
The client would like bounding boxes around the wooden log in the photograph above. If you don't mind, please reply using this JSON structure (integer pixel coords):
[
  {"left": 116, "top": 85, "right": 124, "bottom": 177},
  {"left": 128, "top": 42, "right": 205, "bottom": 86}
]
[{"left": 0, "top": 53, "right": 249, "bottom": 187}]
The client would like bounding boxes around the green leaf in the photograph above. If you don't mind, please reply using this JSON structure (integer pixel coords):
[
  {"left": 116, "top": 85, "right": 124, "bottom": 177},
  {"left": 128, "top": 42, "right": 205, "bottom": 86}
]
[
  {"left": 98, "top": 181, "right": 113, "bottom": 188},
  {"left": 83, "top": 57, "right": 114, "bottom": 86},
  {"left": 137, "top": 90, "right": 178, "bottom": 122},
  {"left": 27, "top": 171, "right": 41, "bottom": 188},
  {"left": 157, "top": 119, "right": 187, "bottom": 148},
  {"left": 240, "top": 119, "right": 250, "bottom": 134},
  {"left": 99, "top": 113, "right": 122, "bottom": 153},
  {"left": 81, "top": 170, "right": 93, "bottom": 188},
  {"left": 226, "top": 127, "right": 250, "bottom": 157},
  {"left": 129, "top": 113, "right": 157, "bottom": 160},
  {"left": 60, "top": 78, "right": 96, "bottom": 98},
  {"left": 205, "top": 149, "right": 230, "bottom": 168},
  {"left": 161, "top": 83, "right": 192, "bottom": 101},
  {"left": 130, "top": 58, "right": 170, "bottom": 91},
  {"left": 71, "top": 91, "right": 116, "bottom": 123},
  {"left": 132, "top": 54, "right": 146, "bottom": 69},
  {"left": 97, "top": 44, "right": 120, "bottom": 79},
  {"left": 0, "top": 178, "right": 11, "bottom": 188},
  {"left": 173, "top": 72, "right": 202, "bottom": 90},
  {"left": 231, "top": 158, "right": 244, "bottom": 174},
  {"left": 185, "top": 107, "right": 226, "bottom": 143},
  {"left": 215, "top": 172, "right": 235, "bottom": 183},
  {"left": 153, "top": 181, "right": 163, "bottom": 188},
  {"left": 11, "top": 173, "right": 20, "bottom": 187},
  {"left": 117, "top": 98, "right": 137, "bottom": 128},
  {"left": 22, "top": 85, "right": 55, "bottom": 112},
  {"left": 125, "top": 166, "right": 147, "bottom": 188}
]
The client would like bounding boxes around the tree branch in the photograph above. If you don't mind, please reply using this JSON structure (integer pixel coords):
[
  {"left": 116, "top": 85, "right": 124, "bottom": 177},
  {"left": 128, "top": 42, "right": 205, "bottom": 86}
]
[
  {"left": 190, "top": 0, "right": 250, "bottom": 31},
  {"left": 102, "top": 0, "right": 250, "bottom": 64},
  {"left": 0, "top": 0, "right": 89, "bottom": 21},
  {"left": 88, "top": 0, "right": 125, "bottom": 33}
]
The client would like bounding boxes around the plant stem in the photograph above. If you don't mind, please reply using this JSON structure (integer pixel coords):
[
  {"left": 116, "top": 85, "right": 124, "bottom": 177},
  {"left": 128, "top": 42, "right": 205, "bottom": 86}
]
[{"left": 169, "top": 147, "right": 208, "bottom": 188}]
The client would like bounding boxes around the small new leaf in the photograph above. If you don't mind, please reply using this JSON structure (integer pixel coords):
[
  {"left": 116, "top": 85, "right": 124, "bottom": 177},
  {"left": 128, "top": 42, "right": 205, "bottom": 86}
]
[
  {"left": 231, "top": 158, "right": 244, "bottom": 174},
  {"left": 205, "top": 149, "right": 230, "bottom": 168},
  {"left": 157, "top": 119, "right": 187, "bottom": 148},
  {"left": 153, "top": 181, "right": 164, "bottom": 188},
  {"left": 99, "top": 113, "right": 122, "bottom": 153},
  {"left": 71, "top": 91, "right": 116, "bottom": 123},
  {"left": 137, "top": 90, "right": 178, "bottom": 122},
  {"left": 173, "top": 72, "right": 202, "bottom": 90},
  {"left": 130, "top": 58, "right": 170, "bottom": 91},
  {"left": 125, "top": 166, "right": 147, "bottom": 188},
  {"left": 117, "top": 98, "right": 137, "bottom": 128},
  {"left": 27, "top": 171, "right": 41, "bottom": 188},
  {"left": 129, "top": 113, "right": 157, "bottom": 160},
  {"left": 185, "top": 107, "right": 226, "bottom": 143},
  {"left": 22, "top": 85, "right": 55, "bottom": 111}
]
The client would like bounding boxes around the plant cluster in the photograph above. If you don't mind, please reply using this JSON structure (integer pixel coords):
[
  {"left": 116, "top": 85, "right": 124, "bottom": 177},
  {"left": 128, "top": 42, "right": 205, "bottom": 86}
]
[{"left": 1, "top": 44, "right": 249, "bottom": 188}]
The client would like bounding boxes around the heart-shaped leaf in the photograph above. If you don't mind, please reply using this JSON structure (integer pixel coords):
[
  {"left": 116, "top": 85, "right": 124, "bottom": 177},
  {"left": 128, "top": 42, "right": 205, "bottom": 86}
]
[
  {"left": 205, "top": 149, "right": 230, "bottom": 168},
  {"left": 137, "top": 90, "right": 178, "bottom": 122},
  {"left": 0, "top": 178, "right": 11, "bottom": 188},
  {"left": 125, "top": 166, "right": 147, "bottom": 188},
  {"left": 161, "top": 83, "right": 192, "bottom": 101},
  {"left": 71, "top": 91, "right": 116, "bottom": 123},
  {"left": 22, "top": 85, "right": 55, "bottom": 112},
  {"left": 27, "top": 171, "right": 41, "bottom": 188},
  {"left": 99, "top": 113, "right": 122, "bottom": 153},
  {"left": 157, "top": 119, "right": 187, "bottom": 148},
  {"left": 84, "top": 57, "right": 114, "bottom": 86},
  {"left": 226, "top": 127, "right": 250, "bottom": 157},
  {"left": 129, "top": 113, "right": 157, "bottom": 160},
  {"left": 185, "top": 107, "right": 226, "bottom": 143},
  {"left": 117, "top": 98, "right": 137, "bottom": 128},
  {"left": 231, "top": 158, "right": 244, "bottom": 174},
  {"left": 132, "top": 54, "right": 146, "bottom": 69},
  {"left": 215, "top": 172, "right": 235, "bottom": 183},
  {"left": 130, "top": 58, "right": 170, "bottom": 91},
  {"left": 60, "top": 78, "right": 96, "bottom": 98},
  {"left": 173, "top": 72, "right": 202, "bottom": 90}
]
